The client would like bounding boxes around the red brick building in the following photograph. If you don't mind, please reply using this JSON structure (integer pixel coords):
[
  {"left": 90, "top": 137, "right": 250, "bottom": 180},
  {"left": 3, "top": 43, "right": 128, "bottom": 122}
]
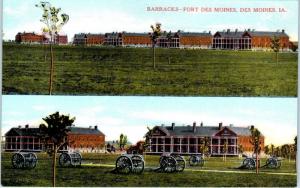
[
  {"left": 179, "top": 31, "right": 212, "bottom": 48},
  {"left": 15, "top": 32, "right": 45, "bottom": 44},
  {"left": 15, "top": 32, "right": 68, "bottom": 45},
  {"left": 146, "top": 122, "right": 264, "bottom": 156},
  {"left": 212, "top": 29, "right": 290, "bottom": 51},
  {"left": 3, "top": 125, "right": 105, "bottom": 153},
  {"left": 73, "top": 33, "right": 105, "bottom": 46}
]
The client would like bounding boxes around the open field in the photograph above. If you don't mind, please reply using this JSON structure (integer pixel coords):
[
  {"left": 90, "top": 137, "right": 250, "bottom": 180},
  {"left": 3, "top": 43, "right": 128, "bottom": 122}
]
[
  {"left": 2, "top": 43, "right": 298, "bottom": 96},
  {"left": 1, "top": 153, "right": 296, "bottom": 187}
]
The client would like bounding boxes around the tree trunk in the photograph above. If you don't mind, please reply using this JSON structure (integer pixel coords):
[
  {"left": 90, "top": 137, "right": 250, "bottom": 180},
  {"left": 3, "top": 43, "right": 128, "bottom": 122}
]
[
  {"left": 276, "top": 52, "right": 278, "bottom": 64},
  {"left": 49, "top": 41, "right": 54, "bottom": 95},
  {"left": 256, "top": 152, "right": 259, "bottom": 174},
  {"left": 52, "top": 145, "right": 57, "bottom": 187},
  {"left": 153, "top": 45, "right": 156, "bottom": 69}
]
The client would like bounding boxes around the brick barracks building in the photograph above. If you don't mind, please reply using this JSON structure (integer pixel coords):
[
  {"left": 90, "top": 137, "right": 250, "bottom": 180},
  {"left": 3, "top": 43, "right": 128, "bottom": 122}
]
[
  {"left": 15, "top": 32, "right": 68, "bottom": 45},
  {"left": 147, "top": 122, "right": 264, "bottom": 156},
  {"left": 3, "top": 125, "right": 105, "bottom": 153},
  {"left": 72, "top": 28, "right": 291, "bottom": 51}
]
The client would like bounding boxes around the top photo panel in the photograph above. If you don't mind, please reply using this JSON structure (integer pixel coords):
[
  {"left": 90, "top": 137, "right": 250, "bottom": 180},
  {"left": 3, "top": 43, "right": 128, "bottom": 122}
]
[{"left": 2, "top": 0, "right": 298, "bottom": 96}]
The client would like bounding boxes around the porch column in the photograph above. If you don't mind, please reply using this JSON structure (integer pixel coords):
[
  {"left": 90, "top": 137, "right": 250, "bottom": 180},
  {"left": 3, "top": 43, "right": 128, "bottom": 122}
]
[
  {"left": 210, "top": 137, "right": 213, "bottom": 154},
  {"left": 162, "top": 137, "right": 165, "bottom": 152},
  {"left": 196, "top": 137, "right": 198, "bottom": 153},
  {"left": 179, "top": 138, "right": 182, "bottom": 153},
  {"left": 187, "top": 137, "right": 190, "bottom": 153},
  {"left": 170, "top": 137, "right": 173, "bottom": 153},
  {"left": 218, "top": 138, "right": 220, "bottom": 154},
  {"left": 156, "top": 137, "right": 158, "bottom": 153}
]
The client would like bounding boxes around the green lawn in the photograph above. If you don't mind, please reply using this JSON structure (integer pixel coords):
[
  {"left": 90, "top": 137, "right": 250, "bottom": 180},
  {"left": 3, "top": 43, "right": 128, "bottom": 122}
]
[
  {"left": 1, "top": 153, "right": 296, "bottom": 187},
  {"left": 2, "top": 43, "right": 298, "bottom": 96}
]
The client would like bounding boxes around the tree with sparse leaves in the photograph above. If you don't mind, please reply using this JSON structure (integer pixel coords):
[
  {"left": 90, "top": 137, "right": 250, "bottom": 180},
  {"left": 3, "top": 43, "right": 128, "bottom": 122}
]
[
  {"left": 150, "top": 23, "right": 162, "bottom": 69},
  {"left": 36, "top": 2, "right": 69, "bottom": 95},
  {"left": 222, "top": 140, "right": 228, "bottom": 162},
  {"left": 119, "top": 133, "right": 128, "bottom": 150},
  {"left": 39, "top": 112, "right": 75, "bottom": 187},
  {"left": 250, "top": 126, "right": 262, "bottom": 174},
  {"left": 264, "top": 145, "right": 270, "bottom": 155},
  {"left": 199, "top": 137, "right": 210, "bottom": 159},
  {"left": 270, "top": 36, "right": 280, "bottom": 64}
]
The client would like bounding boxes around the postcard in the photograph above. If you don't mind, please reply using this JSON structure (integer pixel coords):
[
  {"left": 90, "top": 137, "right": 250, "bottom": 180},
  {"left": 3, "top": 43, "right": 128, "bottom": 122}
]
[{"left": 1, "top": 0, "right": 298, "bottom": 187}]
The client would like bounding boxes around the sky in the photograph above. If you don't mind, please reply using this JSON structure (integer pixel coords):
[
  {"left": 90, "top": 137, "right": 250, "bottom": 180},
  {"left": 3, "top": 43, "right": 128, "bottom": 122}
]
[
  {"left": 3, "top": 0, "right": 298, "bottom": 41},
  {"left": 2, "top": 96, "right": 297, "bottom": 146}
]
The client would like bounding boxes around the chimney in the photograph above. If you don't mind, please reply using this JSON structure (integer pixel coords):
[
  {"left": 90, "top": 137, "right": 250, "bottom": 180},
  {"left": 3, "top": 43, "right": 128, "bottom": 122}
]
[
  {"left": 94, "top": 125, "right": 98, "bottom": 130},
  {"left": 89, "top": 126, "right": 92, "bottom": 129},
  {"left": 248, "top": 28, "right": 251, "bottom": 32},
  {"left": 200, "top": 122, "right": 203, "bottom": 127},
  {"left": 229, "top": 124, "right": 233, "bottom": 127},
  {"left": 171, "top": 123, "right": 175, "bottom": 130},
  {"left": 208, "top": 31, "right": 211, "bottom": 34},
  {"left": 218, "top": 122, "right": 223, "bottom": 130},
  {"left": 282, "top": 29, "right": 285, "bottom": 33},
  {"left": 18, "top": 125, "right": 21, "bottom": 129},
  {"left": 193, "top": 122, "right": 196, "bottom": 133},
  {"left": 227, "top": 29, "right": 230, "bottom": 33},
  {"left": 25, "top": 124, "right": 29, "bottom": 128},
  {"left": 235, "top": 29, "right": 238, "bottom": 33}
]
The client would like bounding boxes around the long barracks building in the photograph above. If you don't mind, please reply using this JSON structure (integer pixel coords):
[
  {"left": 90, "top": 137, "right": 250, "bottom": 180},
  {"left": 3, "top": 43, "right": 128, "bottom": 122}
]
[
  {"left": 72, "top": 29, "right": 291, "bottom": 51},
  {"left": 147, "top": 122, "right": 264, "bottom": 156},
  {"left": 3, "top": 125, "right": 105, "bottom": 153}
]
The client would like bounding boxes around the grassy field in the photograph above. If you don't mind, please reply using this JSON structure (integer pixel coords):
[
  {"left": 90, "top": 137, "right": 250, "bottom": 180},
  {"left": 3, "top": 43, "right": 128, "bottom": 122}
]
[
  {"left": 2, "top": 43, "right": 298, "bottom": 96},
  {"left": 1, "top": 152, "right": 296, "bottom": 187}
]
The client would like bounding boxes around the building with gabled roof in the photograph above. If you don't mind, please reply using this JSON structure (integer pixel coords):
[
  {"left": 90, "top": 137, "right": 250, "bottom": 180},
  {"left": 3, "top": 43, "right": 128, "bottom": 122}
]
[
  {"left": 146, "top": 122, "right": 264, "bottom": 156},
  {"left": 3, "top": 125, "right": 105, "bottom": 153}
]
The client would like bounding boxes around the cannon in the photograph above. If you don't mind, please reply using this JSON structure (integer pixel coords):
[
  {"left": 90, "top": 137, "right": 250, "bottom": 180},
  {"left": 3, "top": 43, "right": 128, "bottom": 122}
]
[
  {"left": 115, "top": 154, "right": 144, "bottom": 174},
  {"left": 11, "top": 152, "right": 37, "bottom": 169},
  {"left": 264, "top": 156, "right": 282, "bottom": 169},
  {"left": 157, "top": 153, "right": 186, "bottom": 173},
  {"left": 58, "top": 152, "right": 82, "bottom": 167},
  {"left": 189, "top": 154, "right": 204, "bottom": 167}
]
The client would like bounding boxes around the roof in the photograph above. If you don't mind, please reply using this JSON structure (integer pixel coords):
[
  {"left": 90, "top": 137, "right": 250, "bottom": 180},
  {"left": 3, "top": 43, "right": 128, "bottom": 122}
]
[
  {"left": 179, "top": 32, "right": 212, "bottom": 37},
  {"left": 122, "top": 32, "right": 149, "bottom": 37},
  {"left": 215, "top": 31, "right": 246, "bottom": 38},
  {"left": 5, "top": 125, "right": 105, "bottom": 137},
  {"left": 155, "top": 124, "right": 254, "bottom": 137},
  {"left": 69, "top": 127, "right": 105, "bottom": 136},
  {"left": 5, "top": 127, "right": 40, "bottom": 136},
  {"left": 248, "top": 31, "right": 288, "bottom": 37}
]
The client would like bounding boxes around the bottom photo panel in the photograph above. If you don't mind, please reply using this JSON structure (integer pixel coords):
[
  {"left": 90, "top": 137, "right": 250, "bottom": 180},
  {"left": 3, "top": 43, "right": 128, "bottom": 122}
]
[{"left": 1, "top": 96, "right": 297, "bottom": 187}]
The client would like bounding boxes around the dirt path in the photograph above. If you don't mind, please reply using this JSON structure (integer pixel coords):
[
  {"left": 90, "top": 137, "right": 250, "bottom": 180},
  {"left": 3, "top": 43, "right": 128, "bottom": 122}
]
[{"left": 82, "top": 163, "right": 296, "bottom": 176}]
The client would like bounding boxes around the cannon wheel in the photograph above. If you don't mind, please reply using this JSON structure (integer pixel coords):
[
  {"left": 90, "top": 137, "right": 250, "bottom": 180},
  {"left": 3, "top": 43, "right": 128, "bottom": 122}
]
[
  {"left": 266, "top": 158, "right": 278, "bottom": 169},
  {"left": 27, "top": 153, "right": 37, "bottom": 169},
  {"left": 12, "top": 153, "right": 25, "bottom": 169},
  {"left": 173, "top": 155, "right": 185, "bottom": 172},
  {"left": 59, "top": 153, "right": 71, "bottom": 167},
  {"left": 131, "top": 155, "right": 144, "bottom": 174},
  {"left": 72, "top": 152, "right": 82, "bottom": 166},
  {"left": 115, "top": 155, "right": 132, "bottom": 174},
  {"left": 160, "top": 156, "right": 177, "bottom": 173},
  {"left": 189, "top": 155, "right": 198, "bottom": 166},
  {"left": 243, "top": 158, "right": 256, "bottom": 170}
]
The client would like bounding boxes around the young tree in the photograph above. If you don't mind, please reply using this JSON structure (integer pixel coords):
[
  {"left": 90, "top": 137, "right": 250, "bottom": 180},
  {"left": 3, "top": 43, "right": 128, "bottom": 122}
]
[
  {"left": 39, "top": 112, "right": 75, "bottom": 187},
  {"left": 238, "top": 144, "right": 244, "bottom": 159},
  {"left": 150, "top": 23, "right": 162, "bottom": 69},
  {"left": 199, "top": 137, "right": 210, "bottom": 159},
  {"left": 250, "top": 126, "right": 262, "bottom": 174},
  {"left": 222, "top": 140, "right": 228, "bottom": 162},
  {"left": 119, "top": 133, "right": 128, "bottom": 150},
  {"left": 270, "top": 36, "right": 280, "bottom": 64},
  {"left": 36, "top": 2, "right": 69, "bottom": 95},
  {"left": 264, "top": 145, "right": 270, "bottom": 156},
  {"left": 270, "top": 144, "right": 275, "bottom": 156},
  {"left": 166, "top": 31, "right": 173, "bottom": 64}
]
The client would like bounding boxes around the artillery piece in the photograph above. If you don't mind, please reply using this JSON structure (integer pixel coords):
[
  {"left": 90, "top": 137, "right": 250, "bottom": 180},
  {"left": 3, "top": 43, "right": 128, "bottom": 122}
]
[
  {"left": 58, "top": 152, "right": 82, "bottom": 167},
  {"left": 263, "top": 156, "right": 282, "bottom": 169},
  {"left": 115, "top": 154, "right": 145, "bottom": 174},
  {"left": 238, "top": 155, "right": 282, "bottom": 170},
  {"left": 157, "top": 153, "right": 186, "bottom": 173},
  {"left": 189, "top": 154, "right": 204, "bottom": 167},
  {"left": 11, "top": 152, "right": 37, "bottom": 169}
]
